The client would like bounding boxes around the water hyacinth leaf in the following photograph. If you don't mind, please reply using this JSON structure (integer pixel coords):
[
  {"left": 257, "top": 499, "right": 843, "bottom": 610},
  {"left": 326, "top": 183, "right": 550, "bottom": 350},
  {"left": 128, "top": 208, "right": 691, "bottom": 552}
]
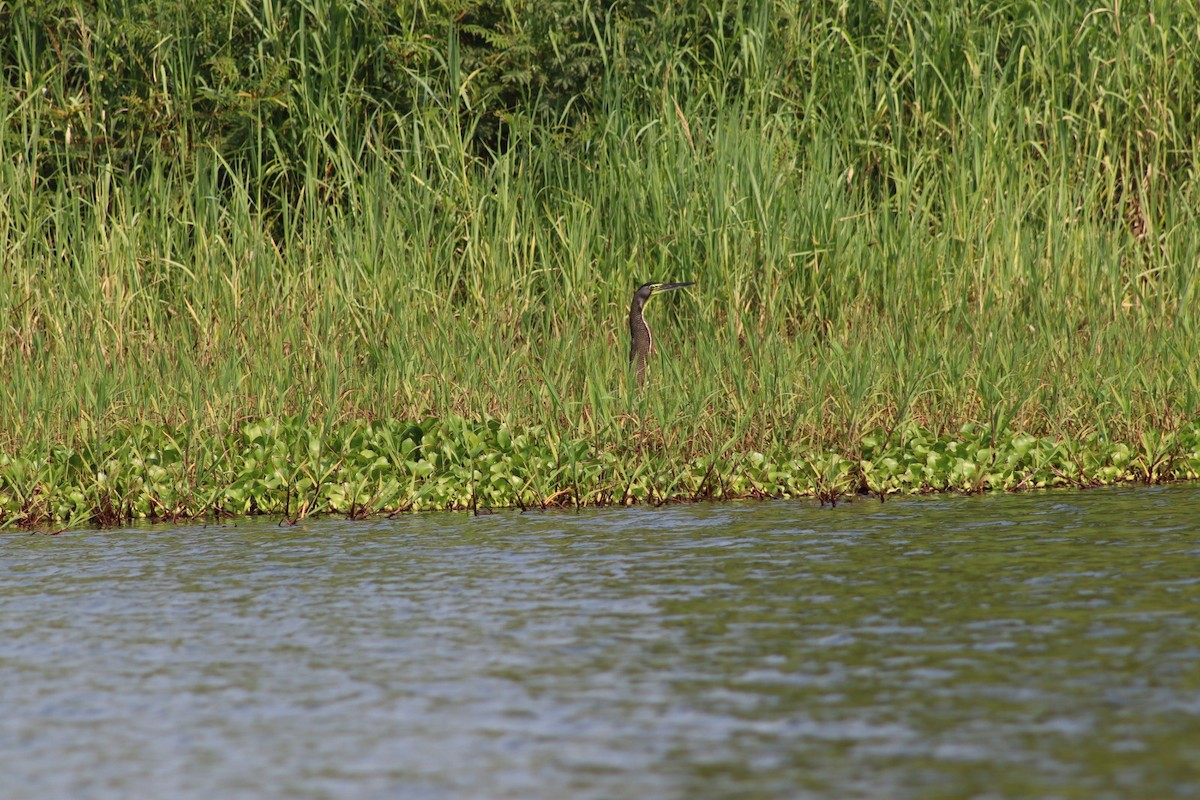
[{"left": 2, "top": 415, "right": 1200, "bottom": 527}]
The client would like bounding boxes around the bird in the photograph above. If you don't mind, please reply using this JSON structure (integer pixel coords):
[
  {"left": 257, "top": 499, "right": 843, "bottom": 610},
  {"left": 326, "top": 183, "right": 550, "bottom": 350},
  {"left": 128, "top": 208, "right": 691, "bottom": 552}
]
[{"left": 628, "top": 281, "right": 695, "bottom": 385}]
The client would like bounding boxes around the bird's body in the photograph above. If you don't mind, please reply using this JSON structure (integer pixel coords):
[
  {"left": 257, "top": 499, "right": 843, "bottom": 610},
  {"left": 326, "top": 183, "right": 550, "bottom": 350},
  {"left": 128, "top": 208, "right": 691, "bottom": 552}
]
[{"left": 628, "top": 281, "right": 694, "bottom": 385}]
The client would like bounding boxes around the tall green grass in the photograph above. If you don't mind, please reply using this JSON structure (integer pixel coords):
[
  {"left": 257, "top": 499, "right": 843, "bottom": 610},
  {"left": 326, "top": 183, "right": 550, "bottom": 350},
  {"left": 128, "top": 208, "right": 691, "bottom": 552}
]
[{"left": 1, "top": 0, "right": 1198, "bottom": 470}]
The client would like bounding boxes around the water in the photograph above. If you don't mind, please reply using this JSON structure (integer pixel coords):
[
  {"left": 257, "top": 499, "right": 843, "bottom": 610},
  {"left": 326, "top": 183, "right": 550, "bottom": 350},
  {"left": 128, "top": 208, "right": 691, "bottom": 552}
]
[{"left": 3, "top": 486, "right": 1200, "bottom": 799}]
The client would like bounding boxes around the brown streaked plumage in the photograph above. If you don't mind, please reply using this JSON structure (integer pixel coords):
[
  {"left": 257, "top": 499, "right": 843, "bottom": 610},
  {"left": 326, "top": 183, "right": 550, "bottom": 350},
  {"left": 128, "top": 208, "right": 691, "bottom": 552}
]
[{"left": 628, "top": 281, "right": 694, "bottom": 385}]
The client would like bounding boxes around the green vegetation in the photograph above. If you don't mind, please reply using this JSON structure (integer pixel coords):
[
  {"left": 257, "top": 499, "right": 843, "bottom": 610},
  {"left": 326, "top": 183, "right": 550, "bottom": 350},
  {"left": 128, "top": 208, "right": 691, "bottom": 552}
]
[
  {"left": 2, "top": 1, "right": 1199, "bottom": 526},
  {"left": 4, "top": 418, "right": 1199, "bottom": 527}
]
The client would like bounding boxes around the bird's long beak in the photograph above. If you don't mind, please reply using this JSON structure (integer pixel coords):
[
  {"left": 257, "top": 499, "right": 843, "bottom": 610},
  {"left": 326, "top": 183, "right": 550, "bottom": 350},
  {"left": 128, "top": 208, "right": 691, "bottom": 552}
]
[{"left": 653, "top": 281, "right": 695, "bottom": 294}]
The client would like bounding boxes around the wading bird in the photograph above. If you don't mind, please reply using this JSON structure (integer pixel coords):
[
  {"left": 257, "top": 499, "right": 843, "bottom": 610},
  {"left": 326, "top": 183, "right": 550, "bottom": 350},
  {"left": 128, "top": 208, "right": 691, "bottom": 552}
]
[{"left": 629, "top": 281, "right": 695, "bottom": 385}]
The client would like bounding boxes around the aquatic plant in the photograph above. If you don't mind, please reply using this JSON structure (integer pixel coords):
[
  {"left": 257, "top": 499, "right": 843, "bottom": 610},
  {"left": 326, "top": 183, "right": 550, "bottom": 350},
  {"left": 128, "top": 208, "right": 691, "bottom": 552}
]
[
  {"left": 2, "top": 417, "right": 1198, "bottom": 528},
  {"left": 2, "top": 2, "right": 1199, "bottom": 528}
]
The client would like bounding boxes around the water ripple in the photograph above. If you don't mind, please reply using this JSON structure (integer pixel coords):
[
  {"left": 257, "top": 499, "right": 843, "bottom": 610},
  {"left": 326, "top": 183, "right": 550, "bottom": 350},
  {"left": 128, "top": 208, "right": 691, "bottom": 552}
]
[{"left": 3, "top": 485, "right": 1200, "bottom": 799}]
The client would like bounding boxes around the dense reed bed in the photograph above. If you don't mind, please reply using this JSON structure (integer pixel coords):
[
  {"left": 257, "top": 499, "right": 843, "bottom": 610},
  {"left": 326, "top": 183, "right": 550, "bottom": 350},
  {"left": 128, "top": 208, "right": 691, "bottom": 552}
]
[{"left": 2, "top": 0, "right": 1198, "bottom": 526}]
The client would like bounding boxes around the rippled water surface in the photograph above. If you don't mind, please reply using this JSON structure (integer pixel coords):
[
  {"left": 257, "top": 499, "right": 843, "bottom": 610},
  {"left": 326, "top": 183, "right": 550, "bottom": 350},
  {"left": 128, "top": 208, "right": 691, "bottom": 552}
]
[{"left": 4, "top": 486, "right": 1200, "bottom": 799}]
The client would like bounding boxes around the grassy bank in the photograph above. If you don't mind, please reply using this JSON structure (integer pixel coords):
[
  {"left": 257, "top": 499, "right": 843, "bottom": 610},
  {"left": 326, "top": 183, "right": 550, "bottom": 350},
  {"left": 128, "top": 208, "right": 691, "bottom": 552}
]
[{"left": 2, "top": 1, "right": 1199, "bottom": 526}]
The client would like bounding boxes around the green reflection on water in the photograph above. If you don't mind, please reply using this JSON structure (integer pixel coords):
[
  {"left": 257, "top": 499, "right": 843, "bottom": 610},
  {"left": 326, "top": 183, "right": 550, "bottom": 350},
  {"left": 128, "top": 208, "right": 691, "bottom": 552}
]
[
  {"left": 2, "top": 486, "right": 1200, "bottom": 799},
  {"left": 624, "top": 491, "right": 1200, "bottom": 798}
]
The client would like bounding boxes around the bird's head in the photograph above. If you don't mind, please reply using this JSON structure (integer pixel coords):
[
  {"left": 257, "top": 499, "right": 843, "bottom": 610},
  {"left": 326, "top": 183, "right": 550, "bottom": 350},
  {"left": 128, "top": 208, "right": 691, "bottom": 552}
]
[{"left": 633, "top": 281, "right": 695, "bottom": 307}]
